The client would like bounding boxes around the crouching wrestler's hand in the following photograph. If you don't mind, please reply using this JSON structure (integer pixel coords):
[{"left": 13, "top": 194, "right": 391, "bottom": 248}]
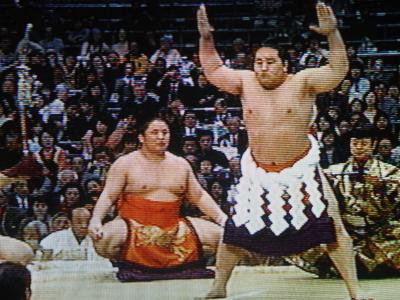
[{"left": 89, "top": 219, "right": 104, "bottom": 240}]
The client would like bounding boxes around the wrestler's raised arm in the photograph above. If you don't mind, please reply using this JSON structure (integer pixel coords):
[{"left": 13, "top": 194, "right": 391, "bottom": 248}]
[
  {"left": 89, "top": 156, "right": 127, "bottom": 240},
  {"left": 302, "top": 2, "right": 349, "bottom": 94},
  {"left": 184, "top": 159, "right": 227, "bottom": 226},
  {"left": 197, "top": 4, "right": 244, "bottom": 95}
]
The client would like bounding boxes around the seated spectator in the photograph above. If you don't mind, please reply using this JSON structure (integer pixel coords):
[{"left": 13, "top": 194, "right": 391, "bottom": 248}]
[
  {"left": 336, "top": 78, "right": 351, "bottom": 106},
  {"left": 104, "top": 51, "right": 123, "bottom": 93},
  {"left": 182, "top": 111, "right": 201, "bottom": 138},
  {"left": 34, "top": 130, "right": 68, "bottom": 171},
  {"left": 125, "top": 40, "right": 149, "bottom": 76},
  {"left": 348, "top": 98, "right": 367, "bottom": 117},
  {"left": 374, "top": 138, "right": 397, "bottom": 166},
  {"left": 224, "top": 38, "right": 248, "bottom": 63},
  {"left": 348, "top": 112, "right": 372, "bottom": 132},
  {"left": 28, "top": 51, "right": 53, "bottom": 88},
  {"left": 189, "top": 53, "right": 203, "bottom": 84},
  {"left": 52, "top": 182, "right": 84, "bottom": 215},
  {"left": 82, "top": 147, "right": 113, "bottom": 185},
  {"left": 197, "top": 130, "right": 229, "bottom": 168},
  {"left": 69, "top": 155, "right": 86, "bottom": 184},
  {"left": 80, "top": 28, "right": 110, "bottom": 58},
  {"left": 27, "top": 120, "right": 43, "bottom": 154},
  {"left": 0, "top": 133, "right": 23, "bottom": 171},
  {"left": 61, "top": 54, "right": 79, "bottom": 88},
  {"left": 289, "top": 129, "right": 400, "bottom": 278},
  {"left": 209, "top": 180, "right": 229, "bottom": 215},
  {"left": 39, "top": 26, "right": 64, "bottom": 54},
  {"left": 149, "top": 34, "right": 181, "bottom": 68},
  {"left": 299, "top": 38, "right": 328, "bottom": 68},
  {"left": 20, "top": 220, "right": 47, "bottom": 252},
  {"left": 156, "top": 65, "right": 191, "bottom": 107},
  {"left": 314, "top": 113, "right": 335, "bottom": 140},
  {"left": 111, "top": 28, "right": 129, "bottom": 57},
  {"left": 0, "top": 79, "right": 17, "bottom": 115},
  {"left": 24, "top": 197, "right": 51, "bottom": 232},
  {"left": 319, "top": 131, "right": 348, "bottom": 169},
  {"left": 82, "top": 81, "right": 108, "bottom": 113},
  {"left": 379, "top": 85, "right": 399, "bottom": 126},
  {"left": 197, "top": 159, "right": 215, "bottom": 188},
  {"left": 349, "top": 63, "right": 371, "bottom": 100},
  {"left": 181, "top": 135, "right": 199, "bottom": 157},
  {"left": 0, "top": 262, "right": 32, "bottom": 300},
  {"left": 191, "top": 73, "right": 221, "bottom": 108},
  {"left": 363, "top": 92, "right": 381, "bottom": 125},
  {"left": 205, "top": 98, "right": 231, "bottom": 125},
  {"left": 0, "top": 37, "right": 16, "bottom": 74},
  {"left": 40, "top": 207, "right": 102, "bottom": 260},
  {"left": 146, "top": 57, "right": 167, "bottom": 92},
  {"left": 367, "top": 58, "right": 391, "bottom": 86},
  {"left": 372, "top": 113, "right": 395, "bottom": 141},
  {"left": 66, "top": 20, "right": 90, "bottom": 48},
  {"left": 113, "top": 62, "right": 136, "bottom": 104},
  {"left": 7, "top": 180, "right": 32, "bottom": 212},
  {"left": 49, "top": 212, "right": 70, "bottom": 233},
  {"left": 228, "top": 156, "right": 241, "bottom": 186},
  {"left": 218, "top": 116, "right": 248, "bottom": 157}
]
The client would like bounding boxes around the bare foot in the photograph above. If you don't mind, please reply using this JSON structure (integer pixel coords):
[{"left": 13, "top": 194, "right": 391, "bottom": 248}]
[
  {"left": 205, "top": 288, "right": 226, "bottom": 299},
  {"left": 194, "top": 286, "right": 226, "bottom": 299}
]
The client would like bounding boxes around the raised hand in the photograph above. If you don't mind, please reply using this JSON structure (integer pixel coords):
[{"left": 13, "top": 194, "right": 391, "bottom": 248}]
[
  {"left": 197, "top": 4, "right": 214, "bottom": 39},
  {"left": 309, "top": 2, "right": 338, "bottom": 36}
]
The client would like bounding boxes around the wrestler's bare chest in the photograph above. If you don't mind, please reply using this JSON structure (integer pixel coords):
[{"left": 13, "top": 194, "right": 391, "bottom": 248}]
[
  {"left": 123, "top": 153, "right": 187, "bottom": 199},
  {"left": 241, "top": 74, "right": 314, "bottom": 163}
]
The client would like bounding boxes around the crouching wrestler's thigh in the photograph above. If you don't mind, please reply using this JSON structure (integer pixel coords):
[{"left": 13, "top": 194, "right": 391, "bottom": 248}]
[
  {"left": 186, "top": 217, "right": 223, "bottom": 256},
  {"left": 93, "top": 218, "right": 128, "bottom": 259}
]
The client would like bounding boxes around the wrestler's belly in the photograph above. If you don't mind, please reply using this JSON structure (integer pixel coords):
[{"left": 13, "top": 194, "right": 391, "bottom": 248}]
[
  {"left": 122, "top": 190, "right": 182, "bottom": 202},
  {"left": 248, "top": 132, "right": 310, "bottom": 165}
]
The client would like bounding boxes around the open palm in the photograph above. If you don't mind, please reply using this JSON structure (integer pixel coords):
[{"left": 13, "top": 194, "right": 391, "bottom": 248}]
[
  {"left": 197, "top": 4, "right": 214, "bottom": 38},
  {"left": 309, "top": 2, "right": 338, "bottom": 36}
]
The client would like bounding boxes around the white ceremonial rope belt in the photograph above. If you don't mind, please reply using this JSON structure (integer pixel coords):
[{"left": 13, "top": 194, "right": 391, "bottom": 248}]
[{"left": 232, "top": 135, "right": 326, "bottom": 236}]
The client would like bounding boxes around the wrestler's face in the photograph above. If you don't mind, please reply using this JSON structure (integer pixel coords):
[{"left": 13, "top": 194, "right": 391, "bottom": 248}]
[
  {"left": 140, "top": 120, "right": 170, "bottom": 154},
  {"left": 350, "top": 138, "right": 372, "bottom": 161},
  {"left": 254, "top": 47, "right": 287, "bottom": 90}
]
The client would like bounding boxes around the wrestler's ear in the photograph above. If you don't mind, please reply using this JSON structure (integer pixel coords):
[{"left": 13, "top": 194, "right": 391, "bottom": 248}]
[
  {"left": 138, "top": 134, "right": 144, "bottom": 144},
  {"left": 283, "top": 60, "right": 289, "bottom": 73}
]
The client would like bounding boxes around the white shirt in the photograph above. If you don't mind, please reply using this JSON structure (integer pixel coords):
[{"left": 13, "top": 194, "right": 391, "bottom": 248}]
[
  {"left": 48, "top": 98, "right": 65, "bottom": 116},
  {"left": 40, "top": 228, "right": 103, "bottom": 261}
]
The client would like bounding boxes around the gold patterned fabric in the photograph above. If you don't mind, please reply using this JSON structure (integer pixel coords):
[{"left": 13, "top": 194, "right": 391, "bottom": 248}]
[{"left": 287, "top": 158, "right": 400, "bottom": 277}]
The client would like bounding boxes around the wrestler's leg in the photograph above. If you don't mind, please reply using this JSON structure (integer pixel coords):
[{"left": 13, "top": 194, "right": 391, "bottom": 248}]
[
  {"left": 186, "top": 217, "right": 222, "bottom": 255},
  {"left": 0, "top": 235, "right": 34, "bottom": 265},
  {"left": 204, "top": 242, "right": 249, "bottom": 299},
  {"left": 320, "top": 172, "right": 362, "bottom": 299},
  {"left": 92, "top": 218, "right": 127, "bottom": 259},
  {"left": 187, "top": 217, "right": 249, "bottom": 299}
]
